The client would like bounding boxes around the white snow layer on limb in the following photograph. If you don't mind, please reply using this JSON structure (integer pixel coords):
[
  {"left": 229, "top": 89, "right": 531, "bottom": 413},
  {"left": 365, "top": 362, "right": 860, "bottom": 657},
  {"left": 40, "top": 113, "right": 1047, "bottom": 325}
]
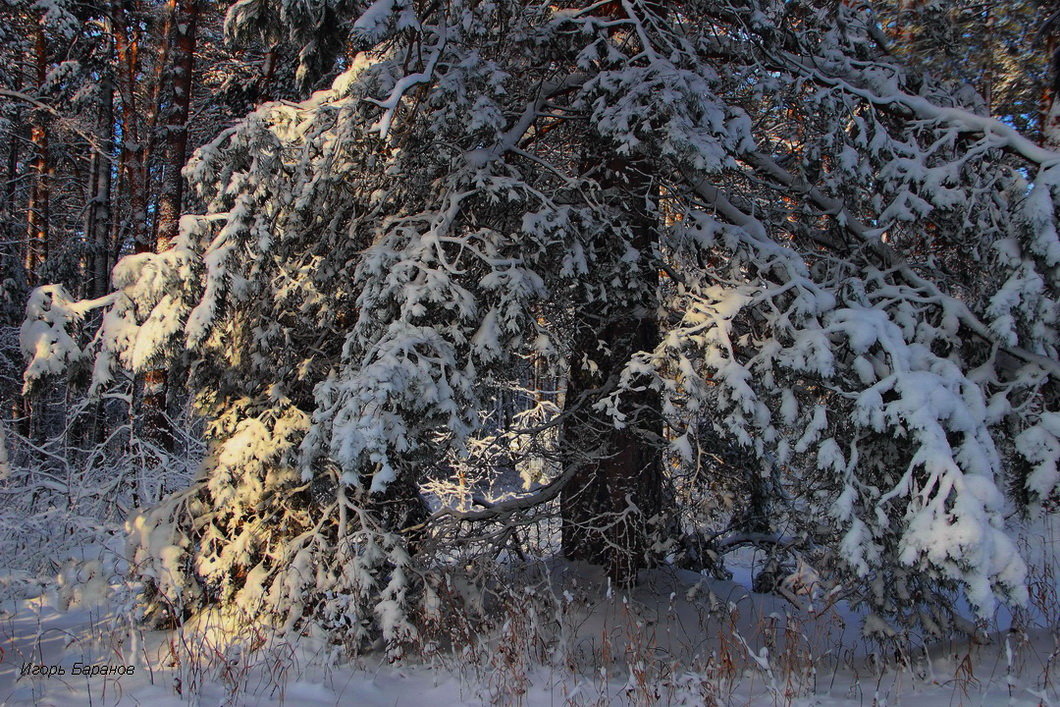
[
  {"left": 663, "top": 195, "right": 1028, "bottom": 614},
  {"left": 1023, "top": 166, "right": 1060, "bottom": 270},
  {"left": 582, "top": 62, "right": 751, "bottom": 169},
  {"left": 1017, "top": 412, "right": 1060, "bottom": 503},
  {"left": 825, "top": 306, "right": 1028, "bottom": 614},
  {"left": 124, "top": 406, "right": 428, "bottom": 642},
  {"left": 21, "top": 201, "right": 209, "bottom": 392},
  {"left": 983, "top": 165, "right": 1060, "bottom": 354},
  {"left": 864, "top": 369, "right": 1024, "bottom": 611},
  {"left": 21, "top": 285, "right": 116, "bottom": 389},
  {"left": 350, "top": 0, "right": 417, "bottom": 49},
  {"left": 83, "top": 234, "right": 201, "bottom": 393},
  {"left": 366, "top": 24, "right": 446, "bottom": 140},
  {"left": 811, "top": 306, "right": 1026, "bottom": 612},
  {"left": 127, "top": 493, "right": 204, "bottom": 620},
  {"left": 723, "top": 21, "right": 1060, "bottom": 383},
  {"left": 301, "top": 185, "right": 552, "bottom": 492},
  {"left": 305, "top": 323, "right": 477, "bottom": 492},
  {"left": 774, "top": 45, "right": 1060, "bottom": 170}
]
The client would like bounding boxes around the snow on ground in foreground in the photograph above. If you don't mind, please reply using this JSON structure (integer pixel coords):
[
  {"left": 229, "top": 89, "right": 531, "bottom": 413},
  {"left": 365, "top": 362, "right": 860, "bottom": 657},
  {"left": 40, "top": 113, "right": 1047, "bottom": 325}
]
[{"left": 1, "top": 526, "right": 1058, "bottom": 705}]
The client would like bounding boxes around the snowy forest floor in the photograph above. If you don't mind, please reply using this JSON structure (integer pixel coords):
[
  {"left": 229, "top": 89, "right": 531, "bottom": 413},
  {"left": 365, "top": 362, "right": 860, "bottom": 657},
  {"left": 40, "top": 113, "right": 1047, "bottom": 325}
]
[{"left": 1, "top": 523, "right": 1058, "bottom": 705}]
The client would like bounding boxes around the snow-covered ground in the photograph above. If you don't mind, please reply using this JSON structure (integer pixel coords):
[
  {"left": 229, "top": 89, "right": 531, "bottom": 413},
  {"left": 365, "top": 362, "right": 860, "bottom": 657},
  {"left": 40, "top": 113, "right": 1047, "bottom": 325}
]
[{"left": 2, "top": 524, "right": 1057, "bottom": 705}]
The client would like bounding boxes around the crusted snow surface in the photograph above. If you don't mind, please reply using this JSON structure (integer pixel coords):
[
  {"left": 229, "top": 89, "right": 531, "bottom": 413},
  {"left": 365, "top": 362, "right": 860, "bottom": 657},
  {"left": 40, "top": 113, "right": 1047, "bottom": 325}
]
[{"left": 2, "top": 524, "right": 1057, "bottom": 706}]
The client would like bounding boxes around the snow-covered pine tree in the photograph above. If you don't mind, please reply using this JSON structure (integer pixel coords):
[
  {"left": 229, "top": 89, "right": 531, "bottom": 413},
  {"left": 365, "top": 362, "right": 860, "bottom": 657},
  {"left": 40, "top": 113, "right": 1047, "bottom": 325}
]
[{"left": 22, "top": 0, "right": 1060, "bottom": 648}]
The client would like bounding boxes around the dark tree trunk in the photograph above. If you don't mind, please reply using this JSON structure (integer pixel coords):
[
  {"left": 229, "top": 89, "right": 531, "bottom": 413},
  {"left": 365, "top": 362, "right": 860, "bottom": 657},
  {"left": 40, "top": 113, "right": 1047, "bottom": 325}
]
[
  {"left": 77, "top": 62, "right": 116, "bottom": 450},
  {"left": 19, "top": 13, "right": 51, "bottom": 446},
  {"left": 2, "top": 62, "right": 21, "bottom": 254},
  {"left": 113, "top": 3, "right": 148, "bottom": 255},
  {"left": 153, "top": 0, "right": 196, "bottom": 249},
  {"left": 24, "top": 15, "right": 48, "bottom": 281},
  {"left": 560, "top": 156, "right": 663, "bottom": 585},
  {"left": 559, "top": 0, "right": 666, "bottom": 588},
  {"left": 86, "top": 73, "right": 114, "bottom": 299},
  {"left": 135, "top": 0, "right": 198, "bottom": 452}
]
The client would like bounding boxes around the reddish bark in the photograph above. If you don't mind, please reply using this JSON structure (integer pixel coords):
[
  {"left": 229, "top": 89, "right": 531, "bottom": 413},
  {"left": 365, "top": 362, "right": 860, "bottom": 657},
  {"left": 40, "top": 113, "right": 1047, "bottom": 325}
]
[
  {"left": 113, "top": 5, "right": 149, "bottom": 255},
  {"left": 131, "top": 0, "right": 199, "bottom": 451},
  {"left": 154, "top": 0, "right": 197, "bottom": 249},
  {"left": 24, "top": 15, "right": 49, "bottom": 280}
]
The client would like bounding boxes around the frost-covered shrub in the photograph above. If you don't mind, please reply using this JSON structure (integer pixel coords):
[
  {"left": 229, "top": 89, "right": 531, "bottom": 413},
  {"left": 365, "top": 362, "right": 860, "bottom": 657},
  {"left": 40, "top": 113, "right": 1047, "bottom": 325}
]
[{"left": 0, "top": 415, "right": 200, "bottom": 601}]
